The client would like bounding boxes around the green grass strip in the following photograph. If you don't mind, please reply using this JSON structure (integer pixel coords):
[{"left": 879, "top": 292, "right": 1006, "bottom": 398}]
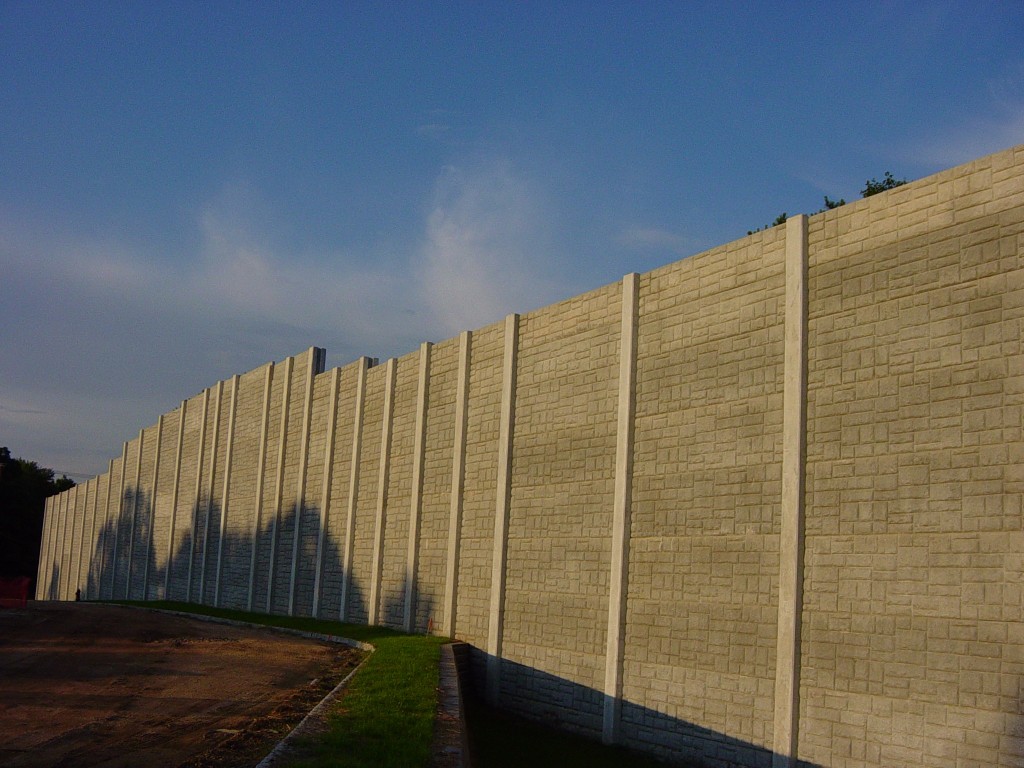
[{"left": 111, "top": 601, "right": 447, "bottom": 768}]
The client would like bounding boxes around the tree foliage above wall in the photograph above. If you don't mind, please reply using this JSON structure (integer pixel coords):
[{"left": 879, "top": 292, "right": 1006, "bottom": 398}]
[
  {"left": 0, "top": 447, "right": 75, "bottom": 587},
  {"left": 749, "top": 171, "right": 909, "bottom": 234}
]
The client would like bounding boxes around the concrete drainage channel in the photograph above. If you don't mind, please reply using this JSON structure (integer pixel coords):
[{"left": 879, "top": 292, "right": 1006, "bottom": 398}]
[{"left": 143, "top": 608, "right": 472, "bottom": 768}]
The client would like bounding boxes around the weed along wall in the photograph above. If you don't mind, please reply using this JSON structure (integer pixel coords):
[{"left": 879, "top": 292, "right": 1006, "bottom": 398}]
[{"left": 39, "top": 145, "right": 1024, "bottom": 768}]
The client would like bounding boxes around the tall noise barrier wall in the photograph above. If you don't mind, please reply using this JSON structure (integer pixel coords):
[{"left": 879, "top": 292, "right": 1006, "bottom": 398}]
[{"left": 39, "top": 145, "right": 1024, "bottom": 768}]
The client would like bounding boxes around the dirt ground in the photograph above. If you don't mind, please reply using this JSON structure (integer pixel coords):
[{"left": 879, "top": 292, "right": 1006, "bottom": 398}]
[{"left": 0, "top": 602, "right": 363, "bottom": 768}]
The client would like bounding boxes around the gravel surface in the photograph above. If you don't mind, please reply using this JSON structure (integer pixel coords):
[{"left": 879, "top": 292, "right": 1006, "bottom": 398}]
[{"left": 0, "top": 602, "right": 363, "bottom": 768}]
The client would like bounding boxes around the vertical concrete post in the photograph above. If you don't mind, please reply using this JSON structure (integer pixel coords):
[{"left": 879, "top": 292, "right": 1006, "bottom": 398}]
[
  {"left": 67, "top": 485, "right": 82, "bottom": 600},
  {"left": 98, "top": 459, "right": 116, "bottom": 599},
  {"left": 443, "top": 330, "right": 472, "bottom": 638},
  {"left": 110, "top": 444, "right": 129, "bottom": 600},
  {"left": 603, "top": 273, "right": 640, "bottom": 744},
  {"left": 313, "top": 366, "right": 342, "bottom": 617},
  {"left": 142, "top": 414, "right": 165, "bottom": 599},
  {"left": 368, "top": 357, "right": 397, "bottom": 626},
  {"left": 774, "top": 214, "right": 809, "bottom": 768},
  {"left": 214, "top": 374, "right": 239, "bottom": 607},
  {"left": 36, "top": 497, "right": 51, "bottom": 600},
  {"left": 340, "top": 357, "right": 368, "bottom": 621},
  {"left": 59, "top": 491, "right": 72, "bottom": 600},
  {"left": 199, "top": 381, "right": 224, "bottom": 603},
  {"left": 43, "top": 495, "right": 56, "bottom": 599},
  {"left": 86, "top": 477, "right": 102, "bottom": 597},
  {"left": 247, "top": 364, "right": 275, "bottom": 611},
  {"left": 55, "top": 491, "right": 68, "bottom": 599},
  {"left": 54, "top": 492, "right": 66, "bottom": 600},
  {"left": 404, "top": 342, "right": 432, "bottom": 632},
  {"left": 165, "top": 401, "right": 187, "bottom": 598},
  {"left": 125, "top": 428, "right": 145, "bottom": 600},
  {"left": 78, "top": 483, "right": 93, "bottom": 598},
  {"left": 186, "top": 389, "right": 210, "bottom": 603},
  {"left": 288, "top": 349, "right": 321, "bottom": 615},
  {"left": 266, "top": 356, "right": 294, "bottom": 611},
  {"left": 487, "top": 313, "right": 519, "bottom": 704},
  {"left": 74, "top": 482, "right": 88, "bottom": 597},
  {"left": 50, "top": 493, "right": 61, "bottom": 598}
]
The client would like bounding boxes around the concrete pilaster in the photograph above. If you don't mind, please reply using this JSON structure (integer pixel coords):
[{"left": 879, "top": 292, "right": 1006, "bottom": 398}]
[
  {"left": 142, "top": 414, "right": 164, "bottom": 599},
  {"left": 248, "top": 364, "right": 275, "bottom": 611},
  {"left": 98, "top": 459, "right": 115, "bottom": 599},
  {"left": 110, "top": 444, "right": 128, "bottom": 600},
  {"left": 266, "top": 356, "right": 294, "bottom": 611},
  {"left": 487, "top": 313, "right": 519, "bottom": 704},
  {"left": 187, "top": 390, "right": 210, "bottom": 603},
  {"left": 340, "top": 357, "right": 368, "bottom": 621},
  {"left": 404, "top": 342, "right": 432, "bottom": 632},
  {"left": 602, "top": 273, "right": 640, "bottom": 744},
  {"left": 199, "top": 381, "right": 224, "bottom": 603},
  {"left": 443, "top": 330, "right": 472, "bottom": 638},
  {"left": 36, "top": 498, "right": 50, "bottom": 599},
  {"left": 288, "top": 349, "right": 322, "bottom": 615},
  {"left": 165, "top": 401, "right": 187, "bottom": 598},
  {"left": 214, "top": 374, "right": 239, "bottom": 607},
  {"left": 313, "top": 366, "right": 342, "bottom": 617},
  {"left": 125, "top": 429, "right": 145, "bottom": 600},
  {"left": 368, "top": 358, "right": 397, "bottom": 626},
  {"left": 86, "top": 477, "right": 101, "bottom": 597},
  {"left": 773, "top": 214, "right": 808, "bottom": 768}
]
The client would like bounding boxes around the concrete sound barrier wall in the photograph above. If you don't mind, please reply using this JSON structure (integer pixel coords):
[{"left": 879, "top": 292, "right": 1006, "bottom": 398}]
[{"left": 38, "top": 145, "right": 1024, "bottom": 768}]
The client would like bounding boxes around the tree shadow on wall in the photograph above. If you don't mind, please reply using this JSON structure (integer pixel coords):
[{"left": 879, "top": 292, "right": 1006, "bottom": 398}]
[
  {"left": 47, "top": 562, "right": 61, "bottom": 601},
  {"left": 379, "top": 571, "right": 436, "bottom": 634},
  {"left": 80, "top": 487, "right": 370, "bottom": 625}
]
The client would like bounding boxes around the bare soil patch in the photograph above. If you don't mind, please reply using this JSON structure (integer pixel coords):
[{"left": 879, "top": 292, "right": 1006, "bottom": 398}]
[{"left": 0, "top": 602, "right": 363, "bottom": 768}]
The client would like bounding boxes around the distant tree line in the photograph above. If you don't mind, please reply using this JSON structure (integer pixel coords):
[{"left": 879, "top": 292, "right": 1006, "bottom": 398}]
[
  {"left": 748, "top": 172, "right": 908, "bottom": 235},
  {"left": 0, "top": 447, "right": 75, "bottom": 596}
]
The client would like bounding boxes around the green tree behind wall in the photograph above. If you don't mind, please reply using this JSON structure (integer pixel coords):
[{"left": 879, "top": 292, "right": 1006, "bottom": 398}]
[
  {"left": 0, "top": 447, "right": 75, "bottom": 595},
  {"left": 750, "top": 171, "right": 909, "bottom": 234}
]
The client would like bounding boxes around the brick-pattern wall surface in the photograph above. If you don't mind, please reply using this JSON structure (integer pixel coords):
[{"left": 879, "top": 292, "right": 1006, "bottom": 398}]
[
  {"left": 416, "top": 338, "right": 459, "bottom": 633},
  {"left": 800, "top": 147, "right": 1024, "bottom": 768},
  {"left": 113, "top": 437, "right": 139, "bottom": 599},
  {"left": 252, "top": 363, "right": 285, "bottom": 612},
  {"left": 321, "top": 361, "right": 360, "bottom": 618},
  {"left": 167, "top": 390, "right": 205, "bottom": 601},
  {"left": 379, "top": 353, "right": 419, "bottom": 628},
  {"left": 217, "top": 368, "right": 263, "bottom": 609},
  {"left": 202, "top": 384, "right": 232, "bottom": 605},
  {"left": 623, "top": 230, "right": 785, "bottom": 767},
  {"left": 455, "top": 321, "right": 504, "bottom": 669},
  {"left": 270, "top": 352, "right": 313, "bottom": 614},
  {"left": 293, "top": 370, "right": 333, "bottom": 617},
  {"left": 347, "top": 363, "right": 385, "bottom": 623},
  {"left": 148, "top": 409, "right": 180, "bottom": 600},
  {"left": 40, "top": 145, "right": 1024, "bottom": 768},
  {"left": 501, "top": 284, "right": 621, "bottom": 734}
]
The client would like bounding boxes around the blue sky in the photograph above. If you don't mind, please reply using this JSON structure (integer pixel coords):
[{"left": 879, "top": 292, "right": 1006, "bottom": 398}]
[{"left": 2, "top": 2, "right": 1023, "bottom": 479}]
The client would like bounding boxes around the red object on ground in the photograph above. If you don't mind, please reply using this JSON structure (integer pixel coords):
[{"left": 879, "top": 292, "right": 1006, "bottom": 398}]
[{"left": 0, "top": 576, "right": 30, "bottom": 608}]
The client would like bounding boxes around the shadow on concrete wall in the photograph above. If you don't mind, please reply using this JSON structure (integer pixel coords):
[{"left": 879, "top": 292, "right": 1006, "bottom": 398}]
[
  {"left": 47, "top": 562, "right": 61, "bottom": 601},
  {"left": 468, "top": 651, "right": 824, "bottom": 768},
  {"left": 71, "top": 486, "right": 387, "bottom": 626},
  {"left": 53, "top": 485, "right": 834, "bottom": 768}
]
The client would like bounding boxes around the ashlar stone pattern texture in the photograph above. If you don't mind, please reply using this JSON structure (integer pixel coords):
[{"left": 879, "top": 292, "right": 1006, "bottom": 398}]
[{"left": 39, "top": 144, "right": 1024, "bottom": 768}]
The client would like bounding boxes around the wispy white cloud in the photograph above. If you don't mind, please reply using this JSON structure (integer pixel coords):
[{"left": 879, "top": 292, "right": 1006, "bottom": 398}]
[
  {"left": 616, "top": 226, "right": 695, "bottom": 255},
  {"left": 899, "top": 65, "right": 1024, "bottom": 168},
  {"left": 0, "top": 192, "right": 443, "bottom": 475},
  {"left": 418, "top": 158, "right": 567, "bottom": 335}
]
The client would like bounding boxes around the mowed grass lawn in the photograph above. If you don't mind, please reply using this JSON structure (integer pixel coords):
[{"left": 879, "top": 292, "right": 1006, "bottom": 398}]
[{"left": 114, "top": 601, "right": 676, "bottom": 767}]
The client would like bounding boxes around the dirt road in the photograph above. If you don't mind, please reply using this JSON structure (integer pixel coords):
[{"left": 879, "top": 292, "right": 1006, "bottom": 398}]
[{"left": 0, "top": 603, "right": 362, "bottom": 768}]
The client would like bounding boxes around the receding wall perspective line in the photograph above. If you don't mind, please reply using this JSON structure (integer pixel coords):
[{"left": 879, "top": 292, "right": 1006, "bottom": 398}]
[{"left": 38, "top": 145, "right": 1024, "bottom": 768}]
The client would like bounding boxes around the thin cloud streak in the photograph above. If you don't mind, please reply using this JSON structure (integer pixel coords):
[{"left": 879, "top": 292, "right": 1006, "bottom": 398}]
[{"left": 419, "top": 159, "right": 569, "bottom": 336}]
